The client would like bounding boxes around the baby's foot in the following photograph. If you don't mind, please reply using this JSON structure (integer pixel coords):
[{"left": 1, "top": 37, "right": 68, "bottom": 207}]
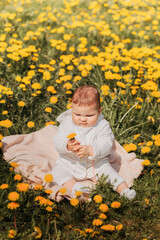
[{"left": 120, "top": 188, "right": 136, "bottom": 200}]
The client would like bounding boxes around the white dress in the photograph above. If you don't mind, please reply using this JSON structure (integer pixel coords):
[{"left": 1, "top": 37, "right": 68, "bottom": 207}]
[{"left": 51, "top": 109, "right": 124, "bottom": 190}]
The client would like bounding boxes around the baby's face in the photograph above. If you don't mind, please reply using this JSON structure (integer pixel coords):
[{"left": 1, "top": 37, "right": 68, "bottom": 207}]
[{"left": 72, "top": 103, "right": 102, "bottom": 127}]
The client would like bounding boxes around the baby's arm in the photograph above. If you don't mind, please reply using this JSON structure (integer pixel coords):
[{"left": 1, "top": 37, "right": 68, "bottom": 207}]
[
  {"left": 72, "top": 144, "right": 93, "bottom": 158},
  {"left": 67, "top": 139, "right": 80, "bottom": 152},
  {"left": 88, "top": 119, "right": 114, "bottom": 160},
  {"left": 53, "top": 121, "right": 75, "bottom": 154}
]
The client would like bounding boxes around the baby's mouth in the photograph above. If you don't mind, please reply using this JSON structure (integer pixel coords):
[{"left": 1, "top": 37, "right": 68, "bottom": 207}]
[{"left": 80, "top": 123, "right": 87, "bottom": 125}]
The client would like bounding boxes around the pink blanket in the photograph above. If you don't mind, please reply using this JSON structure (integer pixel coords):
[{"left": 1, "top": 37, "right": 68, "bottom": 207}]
[{"left": 2, "top": 125, "right": 143, "bottom": 201}]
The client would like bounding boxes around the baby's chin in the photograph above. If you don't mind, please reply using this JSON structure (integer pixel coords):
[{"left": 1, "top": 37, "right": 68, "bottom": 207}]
[{"left": 78, "top": 123, "right": 93, "bottom": 127}]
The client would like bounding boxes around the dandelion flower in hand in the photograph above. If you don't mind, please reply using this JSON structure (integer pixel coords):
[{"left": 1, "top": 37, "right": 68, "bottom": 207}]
[{"left": 67, "top": 133, "right": 77, "bottom": 140}]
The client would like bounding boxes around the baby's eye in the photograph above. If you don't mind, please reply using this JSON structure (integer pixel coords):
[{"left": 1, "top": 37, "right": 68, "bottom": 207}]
[
  {"left": 86, "top": 115, "right": 93, "bottom": 117},
  {"left": 75, "top": 114, "right": 80, "bottom": 116}
]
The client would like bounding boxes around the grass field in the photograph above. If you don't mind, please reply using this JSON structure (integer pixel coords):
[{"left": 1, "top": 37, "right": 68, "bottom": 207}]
[{"left": 0, "top": 0, "right": 160, "bottom": 239}]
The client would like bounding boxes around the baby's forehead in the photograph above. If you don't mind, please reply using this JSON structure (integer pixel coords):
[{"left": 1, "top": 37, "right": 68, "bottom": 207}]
[{"left": 72, "top": 103, "right": 99, "bottom": 112}]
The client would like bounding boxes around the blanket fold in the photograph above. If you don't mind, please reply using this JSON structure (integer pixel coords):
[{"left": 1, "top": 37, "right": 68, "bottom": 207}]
[{"left": 2, "top": 125, "right": 143, "bottom": 201}]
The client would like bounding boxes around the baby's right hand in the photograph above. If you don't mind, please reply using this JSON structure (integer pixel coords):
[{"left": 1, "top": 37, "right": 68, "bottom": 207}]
[{"left": 67, "top": 139, "right": 80, "bottom": 152}]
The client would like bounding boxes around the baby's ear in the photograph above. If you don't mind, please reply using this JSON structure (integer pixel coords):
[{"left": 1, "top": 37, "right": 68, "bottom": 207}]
[{"left": 99, "top": 107, "right": 102, "bottom": 113}]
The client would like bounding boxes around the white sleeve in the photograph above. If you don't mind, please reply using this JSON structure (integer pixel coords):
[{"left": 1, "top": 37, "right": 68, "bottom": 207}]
[
  {"left": 53, "top": 119, "right": 73, "bottom": 154},
  {"left": 88, "top": 120, "right": 114, "bottom": 161}
]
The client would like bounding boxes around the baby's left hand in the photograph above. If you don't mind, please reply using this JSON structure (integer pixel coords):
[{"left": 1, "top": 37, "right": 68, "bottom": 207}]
[{"left": 73, "top": 145, "right": 93, "bottom": 158}]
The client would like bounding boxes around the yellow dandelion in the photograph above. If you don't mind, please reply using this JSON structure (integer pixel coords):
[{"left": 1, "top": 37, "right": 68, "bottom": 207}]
[
  {"left": 45, "top": 107, "right": 52, "bottom": 113},
  {"left": 34, "top": 226, "right": 42, "bottom": 239},
  {"left": 63, "top": 82, "right": 72, "bottom": 89},
  {"left": 123, "top": 143, "right": 137, "bottom": 152},
  {"left": 18, "top": 101, "right": 25, "bottom": 107},
  {"left": 67, "top": 133, "right": 76, "bottom": 140},
  {"left": 27, "top": 121, "right": 35, "bottom": 128},
  {"left": 93, "top": 194, "right": 103, "bottom": 203},
  {"left": 8, "top": 192, "right": 19, "bottom": 201},
  {"left": 45, "top": 121, "right": 55, "bottom": 126},
  {"left": 45, "top": 189, "right": 53, "bottom": 194},
  {"left": 145, "top": 198, "right": 149, "bottom": 205},
  {"left": 91, "top": 231, "right": 100, "bottom": 237},
  {"left": 7, "top": 202, "right": 20, "bottom": 210},
  {"left": 101, "top": 224, "right": 115, "bottom": 231},
  {"left": 46, "top": 206, "right": 53, "bottom": 212},
  {"left": 116, "top": 81, "right": 126, "bottom": 88},
  {"left": 0, "top": 119, "right": 13, "bottom": 128},
  {"left": 75, "top": 191, "right": 82, "bottom": 197},
  {"left": 2, "top": 110, "right": 8, "bottom": 115},
  {"left": 35, "top": 196, "right": 43, "bottom": 202},
  {"left": 116, "top": 224, "right": 123, "bottom": 230},
  {"left": 10, "top": 162, "right": 19, "bottom": 168},
  {"left": 147, "top": 116, "right": 155, "bottom": 124},
  {"left": 101, "top": 85, "right": 110, "bottom": 95},
  {"left": 134, "top": 134, "right": 140, "bottom": 140},
  {"left": 111, "top": 201, "right": 121, "bottom": 208},
  {"left": 59, "top": 188, "right": 67, "bottom": 194},
  {"left": 0, "top": 183, "right": 9, "bottom": 190},
  {"left": 17, "top": 183, "right": 29, "bottom": 192},
  {"left": 92, "top": 219, "right": 103, "bottom": 226},
  {"left": 50, "top": 96, "right": 58, "bottom": 104},
  {"left": 85, "top": 228, "right": 93, "bottom": 233},
  {"left": 141, "top": 147, "right": 151, "bottom": 154},
  {"left": 8, "top": 229, "right": 16, "bottom": 238},
  {"left": 99, "top": 213, "right": 107, "bottom": 219},
  {"left": 66, "top": 102, "right": 72, "bottom": 109},
  {"left": 70, "top": 198, "right": 79, "bottom": 206},
  {"left": 141, "top": 159, "right": 151, "bottom": 166},
  {"left": 44, "top": 174, "right": 53, "bottom": 183},
  {"left": 34, "top": 185, "right": 43, "bottom": 190},
  {"left": 99, "top": 204, "right": 109, "bottom": 212},
  {"left": 39, "top": 198, "right": 48, "bottom": 206},
  {"left": 146, "top": 141, "right": 153, "bottom": 146},
  {"left": 0, "top": 134, "right": 3, "bottom": 140},
  {"left": 14, "top": 174, "right": 22, "bottom": 181},
  {"left": 43, "top": 71, "right": 51, "bottom": 80},
  {"left": 47, "top": 86, "right": 55, "bottom": 92}
]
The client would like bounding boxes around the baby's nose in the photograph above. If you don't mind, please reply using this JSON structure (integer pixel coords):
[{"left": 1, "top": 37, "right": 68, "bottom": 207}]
[{"left": 81, "top": 116, "right": 87, "bottom": 121}]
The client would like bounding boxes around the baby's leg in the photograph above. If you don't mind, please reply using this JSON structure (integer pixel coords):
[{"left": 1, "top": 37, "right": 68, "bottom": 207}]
[
  {"left": 50, "top": 163, "right": 73, "bottom": 187},
  {"left": 96, "top": 163, "right": 136, "bottom": 200},
  {"left": 96, "top": 162, "right": 125, "bottom": 191},
  {"left": 51, "top": 164, "right": 89, "bottom": 199},
  {"left": 63, "top": 179, "right": 77, "bottom": 193}
]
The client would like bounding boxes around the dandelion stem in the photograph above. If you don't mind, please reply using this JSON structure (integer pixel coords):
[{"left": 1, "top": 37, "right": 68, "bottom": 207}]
[
  {"left": 14, "top": 212, "right": 17, "bottom": 229},
  {"left": 118, "top": 102, "right": 139, "bottom": 125},
  {"left": 54, "top": 219, "right": 58, "bottom": 236},
  {"left": 5, "top": 127, "right": 8, "bottom": 136},
  {"left": 118, "top": 121, "right": 148, "bottom": 137}
]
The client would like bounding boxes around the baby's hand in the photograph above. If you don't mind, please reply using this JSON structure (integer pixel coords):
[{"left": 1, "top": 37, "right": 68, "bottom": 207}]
[
  {"left": 74, "top": 145, "right": 93, "bottom": 158},
  {"left": 67, "top": 139, "right": 80, "bottom": 152}
]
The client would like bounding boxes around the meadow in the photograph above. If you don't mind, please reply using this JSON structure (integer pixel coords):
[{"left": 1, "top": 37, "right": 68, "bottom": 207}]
[{"left": 0, "top": 0, "right": 160, "bottom": 239}]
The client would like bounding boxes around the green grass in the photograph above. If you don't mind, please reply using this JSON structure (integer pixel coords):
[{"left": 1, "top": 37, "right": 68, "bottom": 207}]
[{"left": 0, "top": 0, "right": 160, "bottom": 239}]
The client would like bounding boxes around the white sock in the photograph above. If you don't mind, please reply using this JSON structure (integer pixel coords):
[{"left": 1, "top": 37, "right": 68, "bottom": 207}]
[{"left": 120, "top": 188, "right": 136, "bottom": 200}]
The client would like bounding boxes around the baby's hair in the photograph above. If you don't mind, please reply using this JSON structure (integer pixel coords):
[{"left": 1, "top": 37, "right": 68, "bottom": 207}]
[{"left": 72, "top": 85, "right": 101, "bottom": 109}]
